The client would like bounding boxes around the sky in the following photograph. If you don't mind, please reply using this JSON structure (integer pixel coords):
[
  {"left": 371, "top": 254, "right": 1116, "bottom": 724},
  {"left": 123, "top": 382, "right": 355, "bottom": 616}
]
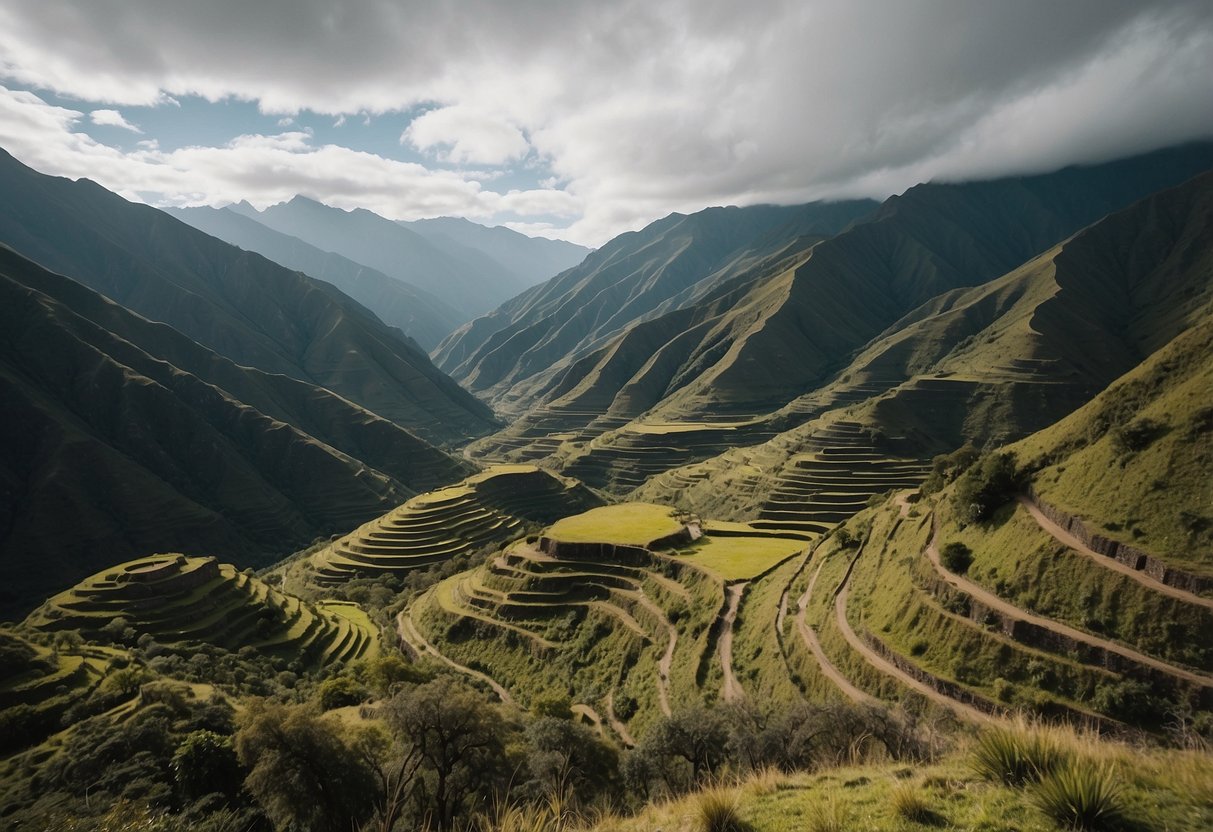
[{"left": 1, "top": 1, "right": 1211, "bottom": 247}]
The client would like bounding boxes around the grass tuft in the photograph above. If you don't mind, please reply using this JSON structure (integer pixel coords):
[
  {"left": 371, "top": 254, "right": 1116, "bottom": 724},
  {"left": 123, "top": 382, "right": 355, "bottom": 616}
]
[
  {"left": 1030, "top": 760, "right": 1124, "bottom": 831},
  {"left": 804, "top": 793, "right": 850, "bottom": 832},
  {"left": 970, "top": 723, "right": 1071, "bottom": 786},
  {"left": 696, "top": 787, "right": 746, "bottom": 832},
  {"left": 889, "top": 782, "right": 936, "bottom": 824}
]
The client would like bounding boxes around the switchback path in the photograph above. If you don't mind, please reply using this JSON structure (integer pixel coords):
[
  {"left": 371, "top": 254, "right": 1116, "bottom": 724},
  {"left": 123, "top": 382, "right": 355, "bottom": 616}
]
[
  {"left": 834, "top": 576, "right": 990, "bottom": 722},
  {"left": 604, "top": 691, "right": 637, "bottom": 747},
  {"left": 795, "top": 559, "right": 876, "bottom": 705},
  {"left": 1018, "top": 497, "right": 1213, "bottom": 610},
  {"left": 396, "top": 602, "right": 514, "bottom": 705},
  {"left": 925, "top": 519, "right": 1213, "bottom": 688},
  {"left": 630, "top": 590, "right": 676, "bottom": 716},
  {"left": 719, "top": 582, "right": 748, "bottom": 701}
]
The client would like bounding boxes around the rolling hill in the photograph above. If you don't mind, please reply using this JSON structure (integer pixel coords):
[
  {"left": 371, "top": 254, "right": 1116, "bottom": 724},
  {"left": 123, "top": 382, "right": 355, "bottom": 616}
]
[
  {"left": 167, "top": 205, "right": 463, "bottom": 349},
  {"left": 0, "top": 244, "right": 475, "bottom": 619},
  {"left": 0, "top": 149, "right": 497, "bottom": 446}
]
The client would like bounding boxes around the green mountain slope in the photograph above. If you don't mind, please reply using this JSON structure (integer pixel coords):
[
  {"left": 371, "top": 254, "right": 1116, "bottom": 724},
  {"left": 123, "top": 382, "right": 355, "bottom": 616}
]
[
  {"left": 168, "top": 205, "right": 463, "bottom": 349},
  {"left": 638, "top": 167, "right": 1213, "bottom": 527},
  {"left": 524, "top": 145, "right": 1213, "bottom": 496},
  {"left": 435, "top": 200, "right": 877, "bottom": 408},
  {"left": 0, "top": 245, "right": 474, "bottom": 619},
  {"left": 0, "top": 149, "right": 496, "bottom": 446}
]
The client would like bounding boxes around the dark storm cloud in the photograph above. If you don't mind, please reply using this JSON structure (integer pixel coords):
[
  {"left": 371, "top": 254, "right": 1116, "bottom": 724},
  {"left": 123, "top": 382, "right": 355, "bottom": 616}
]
[{"left": 0, "top": 0, "right": 1210, "bottom": 243}]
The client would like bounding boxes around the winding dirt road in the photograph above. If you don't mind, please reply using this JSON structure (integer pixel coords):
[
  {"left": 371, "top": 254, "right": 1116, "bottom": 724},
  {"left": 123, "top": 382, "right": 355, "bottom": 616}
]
[
  {"left": 795, "top": 560, "right": 877, "bottom": 705},
  {"left": 1018, "top": 497, "right": 1213, "bottom": 610},
  {"left": 396, "top": 604, "right": 514, "bottom": 705},
  {"left": 603, "top": 691, "right": 637, "bottom": 747},
  {"left": 629, "top": 590, "right": 676, "bottom": 716},
  {"left": 719, "top": 582, "right": 748, "bottom": 701},
  {"left": 924, "top": 522, "right": 1213, "bottom": 688}
]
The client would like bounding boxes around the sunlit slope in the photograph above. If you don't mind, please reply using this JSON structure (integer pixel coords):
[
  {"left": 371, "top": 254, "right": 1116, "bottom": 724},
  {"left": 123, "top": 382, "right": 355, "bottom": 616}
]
[
  {"left": 0, "top": 245, "right": 473, "bottom": 618},
  {"left": 638, "top": 167, "right": 1213, "bottom": 525},
  {"left": 439, "top": 200, "right": 878, "bottom": 406},
  {"left": 27, "top": 555, "right": 378, "bottom": 666},
  {"left": 472, "top": 144, "right": 1213, "bottom": 485},
  {"left": 405, "top": 503, "right": 810, "bottom": 740},
  {"left": 310, "top": 466, "right": 603, "bottom": 584},
  {"left": 0, "top": 149, "right": 496, "bottom": 445}
]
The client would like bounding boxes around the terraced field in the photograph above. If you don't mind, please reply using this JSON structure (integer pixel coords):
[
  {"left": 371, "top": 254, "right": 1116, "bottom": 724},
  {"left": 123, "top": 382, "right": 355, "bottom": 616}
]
[
  {"left": 406, "top": 504, "right": 810, "bottom": 741},
  {"left": 310, "top": 465, "right": 601, "bottom": 584},
  {"left": 26, "top": 555, "right": 378, "bottom": 667}
]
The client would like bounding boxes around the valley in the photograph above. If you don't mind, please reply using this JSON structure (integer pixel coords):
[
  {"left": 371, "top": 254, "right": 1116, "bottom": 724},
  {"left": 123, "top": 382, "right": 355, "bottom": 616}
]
[{"left": 2, "top": 144, "right": 1212, "bottom": 832}]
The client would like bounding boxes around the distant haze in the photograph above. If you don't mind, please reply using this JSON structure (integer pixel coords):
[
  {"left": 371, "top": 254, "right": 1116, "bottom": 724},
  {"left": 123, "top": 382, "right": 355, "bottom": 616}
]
[{"left": 0, "top": 0, "right": 1210, "bottom": 245}]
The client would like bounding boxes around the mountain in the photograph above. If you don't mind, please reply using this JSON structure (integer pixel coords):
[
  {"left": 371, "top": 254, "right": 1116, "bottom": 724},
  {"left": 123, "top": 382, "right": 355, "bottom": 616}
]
[
  {"left": 634, "top": 166, "right": 1213, "bottom": 530},
  {"left": 0, "top": 149, "right": 497, "bottom": 445},
  {"left": 458, "top": 143, "right": 1213, "bottom": 486},
  {"left": 230, "top": 196, "right": 535, "bottom": 321},
  {"left": 0, "top": 244, "right": 475, "bottom": 619},
  {"left": 167, "top": 205, "right": 462, "bottom": 349},
  {"left": 403, "top": 216, "right": 589, "bottom": 290},
  {"left": 434, "top": 199, "right": 880, "bottom": 409}
]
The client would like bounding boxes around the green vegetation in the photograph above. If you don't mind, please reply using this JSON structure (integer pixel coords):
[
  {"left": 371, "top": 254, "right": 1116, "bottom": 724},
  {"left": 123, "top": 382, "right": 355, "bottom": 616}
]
[
  {"left": 671, "top": 535, "right": 805, "bottom": 581},
  {"left": 547, "top": 503, "right": 686, "bottom": 546}
]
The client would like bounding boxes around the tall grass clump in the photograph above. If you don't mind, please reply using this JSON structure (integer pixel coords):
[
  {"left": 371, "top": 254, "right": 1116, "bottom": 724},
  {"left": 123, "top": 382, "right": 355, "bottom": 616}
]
[
  {"left": 805, "top": 794, "right": 849, "bottom": 832},
  {"left": 696, "top": 787, "right": 745, "bottom": 832},
  {"left": 1030, "top": 760, "right": 1124, "bottom": 831},
  {"left": 970, "top": 723, "right": 1070, "bottom": 786},
  {"left": 889, "top": 782, "right": 934, "bottom": 823}
]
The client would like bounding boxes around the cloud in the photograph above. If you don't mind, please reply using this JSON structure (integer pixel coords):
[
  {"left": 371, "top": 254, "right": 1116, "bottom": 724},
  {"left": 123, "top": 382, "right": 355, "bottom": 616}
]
[
  {"left": 0, "top": 86, "right": 579, "bottom": 230},
  {"left": 89, "top": 108, "right": 142, "bottom": 132},
  {"left": 1, "top": 1, "right": 1211, "bottom": 245},
  {"left": 404, "top": 106, "right": 530, "bottom": 166}
]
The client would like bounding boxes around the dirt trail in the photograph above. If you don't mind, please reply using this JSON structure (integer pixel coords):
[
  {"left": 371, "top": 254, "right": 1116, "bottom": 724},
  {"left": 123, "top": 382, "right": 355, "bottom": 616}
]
[
  {"left": 571, "top": 703, "right": 606, "bottom": 739},
  {"left": 925, "top": 521, "right": 1213, "bottom": 688},
  {"left": 1018, "top": 497, "right": 1213, "bottom": 610},
  {"left": 794, "top": 560, "right": 877, "bottom": 705},
  {"left": 630, "top": 590, "right": 675, "bottom": 716},
  {"left": 719, "top": 582, "right": 748, "bottom": 701},
  {"left": 834, "top": 578, "right": 990, "bottom": 722},
  {"left": 396, "top": 604, "right": 514, "bottom": 705},
  {"left": 603, "top": 691, "right": 636, "bottom": 747}
]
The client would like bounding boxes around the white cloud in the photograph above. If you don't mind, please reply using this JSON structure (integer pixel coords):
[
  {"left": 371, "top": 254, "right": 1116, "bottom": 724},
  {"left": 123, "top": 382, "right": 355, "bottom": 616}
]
[
  {"left": 0, "top": 1, "right": 1211, "bottom": 245},
  {"left": 0, "top": 86, "right": 577, "bottom": 229},
  {"left": 403, "top": 105, "right": 530, "bottom": 166},
  {"left": 89, "top": 108, "right": 142, "bottom": 132},
  {"left": 332, "top": 114, "right": 345, "bottom": 128}
]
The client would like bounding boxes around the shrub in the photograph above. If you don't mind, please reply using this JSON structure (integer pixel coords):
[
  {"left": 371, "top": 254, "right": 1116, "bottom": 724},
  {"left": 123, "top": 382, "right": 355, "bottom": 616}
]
[
  {"left": 317, "top": 675, "right": 368, "bottom": 710},
  {"left": 1111, "top": 417, "right": 1164, "bottom": 455},
  {"left": 952, "top": 452, "right": 1023, "bottom": 525},
  {"left": 940, "top": 542, "right": 973, "bottom": 573},
  {"left": 696, "top": 787, "right": 744, "bottom": 832},
  {"left": 1031, "top": 760, "right": 1124, "bottom": 831},
  {"left": 970, "top": 723, "right": 1070, "bottom": 786}
]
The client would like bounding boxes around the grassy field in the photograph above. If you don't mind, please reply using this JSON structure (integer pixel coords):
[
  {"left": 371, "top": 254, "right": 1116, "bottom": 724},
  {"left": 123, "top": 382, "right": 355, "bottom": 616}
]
[
  {"left": 547, "top": 503, "right": 686, "bottom": 545},
  {"left": 670, "top": 535, "right": 806, "bottom": 581}
]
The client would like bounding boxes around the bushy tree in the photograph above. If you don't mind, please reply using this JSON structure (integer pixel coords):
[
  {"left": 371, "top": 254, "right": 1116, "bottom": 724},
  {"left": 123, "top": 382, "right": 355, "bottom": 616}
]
[
  {"left": 383, "top": 676, "right": 511, "bottom": 831},
  {"left": 629, "top": 704, "right": 729, "bottom": 795},
  {"left": 172, "top": 730, "right": 242, "bottom": 803},
  {"left": 524, "top": 715, "right": 619, "bottom": 804},
  {"left": 952, "top": 452, "right": 1022, "bottom": 524},
  {"left": 234, "top": 700, "right": 378, "bottom": 832}
]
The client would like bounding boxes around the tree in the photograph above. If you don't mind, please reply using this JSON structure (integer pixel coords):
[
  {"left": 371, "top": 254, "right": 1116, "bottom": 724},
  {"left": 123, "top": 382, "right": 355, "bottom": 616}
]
[
  {"left": 525, "top": 716, "right": 619, "bottom": 805},
  {"left": 172, "top": 730, "right": 242, "bottom": 803},
  {"left": 384, "top": 676, "right": 509, "bottom": 831},
  {"left": 952, "top": 452, "right": 1022, "bottom": 524},
  {"left": 317, "top": 674, "right": 368, "bottom": 710},
  {"left": 234, "top": 700, "right": 378, "bottom": 832},
  {"left": 632, "top": 705, "right": 729, "bottom": 795}
]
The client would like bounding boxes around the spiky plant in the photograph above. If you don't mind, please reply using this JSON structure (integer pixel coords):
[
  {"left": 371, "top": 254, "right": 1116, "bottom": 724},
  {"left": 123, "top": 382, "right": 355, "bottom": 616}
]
[
  {"left": 970, "top": 723, "right": 1070, "bottom": 786},
  {"left": 1031, "top": 760, "right": 1125, "bottom": 831}
]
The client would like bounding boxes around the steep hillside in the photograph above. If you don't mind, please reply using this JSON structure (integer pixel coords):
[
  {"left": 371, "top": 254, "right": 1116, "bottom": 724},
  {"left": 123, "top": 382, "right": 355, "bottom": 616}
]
[
  {"left": 231, "top": 197, "right": 530, "bottom": 320},
  {"left": 26, "top": 555, "right": 378, "bottom": 665},
  {"left": 637, "top": 167, "right": 1213, "bottom": 526},
  {"left": 404, "top": 216, "right": 589, "bottom": 289},
  {"left": 435, "top": 200, "right": 878, "bottom": 406},
  {"left": 0, "top": 245, "right": 475, "bottom": 618},
  {"left": 168, "top": 205, "right": 462, "bottom": 349},
  {"left": 0, "top": 149, "right": 496, "bottom": 445},
  {"left": 306, "top": 465, "right": 603, "bottom": 585}
]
